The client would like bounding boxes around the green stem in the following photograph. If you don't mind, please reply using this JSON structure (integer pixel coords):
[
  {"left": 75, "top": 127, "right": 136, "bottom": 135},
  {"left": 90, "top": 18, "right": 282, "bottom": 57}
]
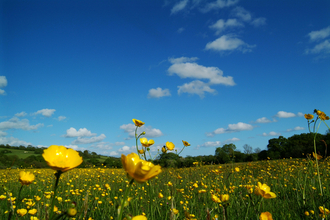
[
  {"left": 118, "top": 179, "right": 134, "bottom": 220},
  {"left": 16, "top": 185, "right": 24, "bottom": 210},
  {"left": 50, "top": 170, "right": 63, "bottom": 220},
  {"left": 313, "top": 121, "right": 323, "bottom": 196}
]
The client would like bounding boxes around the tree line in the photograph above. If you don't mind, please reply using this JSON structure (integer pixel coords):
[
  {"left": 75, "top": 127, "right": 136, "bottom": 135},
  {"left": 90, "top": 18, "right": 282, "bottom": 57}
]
[{"left": 0, "top": 130, "right": 329, "bottom": 169}]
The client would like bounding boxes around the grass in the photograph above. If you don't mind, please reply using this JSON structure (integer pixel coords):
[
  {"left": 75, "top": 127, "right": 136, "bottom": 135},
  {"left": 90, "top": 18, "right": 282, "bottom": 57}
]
[{"left": 1, "top": 157, "right": 329, "bottom": 220}]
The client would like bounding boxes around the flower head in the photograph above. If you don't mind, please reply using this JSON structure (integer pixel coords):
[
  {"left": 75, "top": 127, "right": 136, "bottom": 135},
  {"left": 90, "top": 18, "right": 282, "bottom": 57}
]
[
  {"left": 220, "top": 194, "right": 229, "bottom": 202},
  {"left": 17, "top": 209, "right": 27, "bottom": 217},
  {"left": 312, "top": 152, "right": 323, "bottom": 160},
  {"left": 319, "top": 206, "right": 330, "bottom": 215},
  {"left": 254, "top": 182, "right": 276, "bottom": 199},
  {"left": 42, "top": 145, "right": 83, "bottom": 172},
  {"left": 19, "top": 171, "right": 35, "bottom": 186},
  {"left": 161, "top": 146, "right": 167, "bottom": 153},
  {"left": 260, "top": 212, "right": 273, "bottom": 220},
  {"left": 132, "top": 216, "right": 147, "bottom": 220},
  {"left": 314, "top": 110, "right": 329, "bottom": 120},
  {"left": 182, "top": 140, "right": 190, "bottom": 147},
  {"left": 121, "top": 152, "right": 161, "bottom": 183},
  {"left": 140, "top": 137, "right": 154, "bottom": 147},
  {"left": 166, "top": 142, "right": 175, "bottom": 151},
  {"left": 304, "top": 114, "right": 314, "bottom": 120},
  {"left": 132, "top": 119, "right": 145, "bottom": 127}
]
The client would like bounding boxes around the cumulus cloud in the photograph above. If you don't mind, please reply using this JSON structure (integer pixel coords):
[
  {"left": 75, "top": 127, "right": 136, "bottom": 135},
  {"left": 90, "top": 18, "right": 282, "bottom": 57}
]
[
  {"left": 58, "top": 116, "right": 66, "bottom": 121},
  {"left": 0, "top": 136, "right": 32, "bottom": 146},
  {"left": 261, "top": 131, "right": 281, "bottom": 137},
  {"left": 0, "top": 76, "right": 8, "bottom": 95},
  {"left": 201, "top": 0, "right": 238, "bottom": 13},
  {"left": 148, "top": 87, "right": 171, "bottom": 98},
  {"left": 308, "top": 26, "right": 330, "bottom": 41},
  {"left": 15, "top": 112, "right": 27, "bottom": 117},
  {"left": 206, "top": 122, "right": 253, "bottom": 136},
  {"left": 286, "top": 126, "right": 305, "bottom": 132},
  {"left": 209, "top": 18, "right": 244, "bottom": 34},
  {"left": 171, "top": 0, "right": 189, "bottom": 14},
  {"left": 34, "top": 109, "right": 56, "bottom": 117},
  {"left": 64, "top": 127, "right": 97, "bottom": 138},
  {"left": 64, "top": 145, "right": 79, "bottom": 150},
  {"left": 274, "top": 111, "right": 298, "bottom": 118},
  {"left": 120, "top": 123, "right": 163, "bottom": 139},
  {"left": 90, "top": 141, "right": 125, "bottom": 150},
  {"left": 178, "top": 80, "right": 216, "bottom": 98},
  {"left": 305, "top": 40, "right": 330, "bottom": 54},
  {"left": 169, "top": 57, "right": 199, "bottom": 63},
  {"left": 72, "top": 134, "right": 106, "bottom": 144},
  {"left": 195, "top": 137, "right": 240, "bottom": 149},
  {"left": 254, "top": 117, "right": 273, "bottom": 123},
  {"left": 0, "top": 117, "right": 43, "bottom": 131},
  {"left": 205, "top": 35, "right": 255, "bottom": 53},
  {"left": 0, "top": 131, "right": 7, "bottom": 136},
  {"left": 231, "top": 7, "right": 266, "bottom": 27},
  {"left": 251, "top": 17, "right": 266, "bottom": 27}
]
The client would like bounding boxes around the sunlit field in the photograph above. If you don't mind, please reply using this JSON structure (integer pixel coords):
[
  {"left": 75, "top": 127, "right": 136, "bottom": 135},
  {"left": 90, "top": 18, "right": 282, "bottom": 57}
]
[{"left": 1, "top": 158, "right": 330, "bottom": 220}]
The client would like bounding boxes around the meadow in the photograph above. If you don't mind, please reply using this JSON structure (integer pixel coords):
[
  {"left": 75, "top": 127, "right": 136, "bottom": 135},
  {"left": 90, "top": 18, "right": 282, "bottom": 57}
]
[{"left": 1, "top": 157, "right": 329, "bottom": 220}]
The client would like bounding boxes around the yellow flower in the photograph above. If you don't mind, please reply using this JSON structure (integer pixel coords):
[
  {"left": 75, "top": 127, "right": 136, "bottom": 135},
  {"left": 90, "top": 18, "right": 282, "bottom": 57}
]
[
  {"left": 42, "top": 145, "right": 83, "bottom": 172},
  {"left": 132, "top": 119, "right": 145, "bottom": 127},
  {"left": 315, "top": 110, "right": 329, "bottom": 120},
  {"left": 304, "top": 114, "right": 314, "bottom": 120},
  {"left": 121, "top": 153, "right": 161, "bottom": 183},
  {"left": 28, "top": 209, "right": 37, "bottom": 215},
  {"left": 235, "top": 167, "right": 240, "bottom": 172},
  {"left": 312, "top": 152, "right": 323, "bottom": 160},
  {"left": 30, "top": 217, "right": 39, "bottom": 220},
  {"left": 211, "top": 194, "right": 221, "bottom": 203},
  {"left": 172, "top": 208, "right": 179, "bottom": 215},
  {"left": 259, "top": 212, "right": 273, "bottom": 220},
  {"left": 161, "top": 146, "right": 167, "bottom": 153},
  {"left": 304, "top": 211, "right": 309, "bottom": 216},
  {"left": 132, "top": 215, "right": 147, "bottom": 220},
  {"left": 319, "top": 206, "right": 330, "bottom": 215},
  {"left": 158, "top": 193, "right": 164, "bottom": 198},
  {"left": 166, "top": 142, "right": 175, "bottom": 151},
  {"left": 19, "top": 171, "right": 35, "bottom": 186},
  {"left": 67, "top": 208, "right": 77, "bottom": 217},
  {"left": 182, "top": 140, "right": 190, "bottom": 147},
  {"left": 138, "top": 149, "right": 145, "bottom": 154},
  {"left": 254, "top": 182, "right": 276, "bottom": 199},
  {"left": 0, "top": 195, "right": 6, "bottom": 200},
  {"left": 140, "top": 138, "right": 154, "bottom": 147},
  {"left": 17, "top": 209, "right": 27, "bottom": 217},
  {"left": 220, "top": 194, "right": 229, "bottom": 202}
]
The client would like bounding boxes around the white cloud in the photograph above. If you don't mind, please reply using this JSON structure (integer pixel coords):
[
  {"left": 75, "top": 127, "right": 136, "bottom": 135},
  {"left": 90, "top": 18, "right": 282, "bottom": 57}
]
[
  {"left": 205, "top": 35, "right": 255, "bottom": 52},
  {"left": 15, "top": 112, "right": 27, "bottom": 117},
  {"left": 196, "top": 137, "right": 240, "bottom": 149},
  {"left": 64, "top": 127, "right": 97, "bottom": 138},
  {"left": 64, "top": 145, "right": 79, "bottom": 151},
  {"left": 34, "top": 109, "right": 56, "bottom": 117},
  {"left": 262, "top": 131, "right": 281, "bottom": 137},
  {"left": 202, "top": 0, "right": 238, "bottom": 13},
  {"left": 168, "top": 58, "right": 235, "bottom": 85},
  {"left": 251, "top": 17, "right": 266, "bottom": 27},
  {"left": 169, "top": 57, "right": 199, "bottom": 64},
  {"left": 209, "top": 18, "right": 244, "bottom": 34},
  {"left": 58, "top": 116, "right": 66, "bottom": 121},
  {"left": 109, "top": 151, "right": 119, "bottom": 156},
  {"left": 286, "top": 126, "right": 305, "bottom": 132},
  {"left": 232, "top": 6, "right": 251, "bottom": 22},
  {"left": 90, "top": 141, "right": 125, "bottom": 150},
  {"left": 148, "top": 87, "right": 171, "bottom": 98},
  {"left": 0, "top": 117, "right": 43, "bottom": 131},
  {"left": 120, "top": 123, "right": 163, "bottom": 139},
  {"left": 305, "top": 40, "right": 330, "bottom": 54},
  {"left": 0, "top": 137, "right": 32, "bottom": 146},
  {"left": 308, "top": 26, "right": 330, "bottom": 41},
  {"left": 72, "top": 134, "right": 106, "bottom": 144},
  {"left": 297, "top": 112, "right": 304, "bottom": 117},
  {"left": 255, "top": 117, "right": 272, "bottom": 123},
  {"left": 0, "top": 76, "right": 7, "bottom": 95},
  {"left": 207, "top": 122, "right": 253, "bottom": 136},
  {"left": 171, "top": 0, "right": 189, "bottom": 14},
  {"left": 0, "top": 131, "right": 7, "bottom": 136},
  {"left": 177, "top": 27, "right": 185, "bottom": 33},
  {"left": 275, "top": 111, "right": 296, "bottom": 118},
  {"left": 178, "top": 80, "right": 216, "bottom": 98}
]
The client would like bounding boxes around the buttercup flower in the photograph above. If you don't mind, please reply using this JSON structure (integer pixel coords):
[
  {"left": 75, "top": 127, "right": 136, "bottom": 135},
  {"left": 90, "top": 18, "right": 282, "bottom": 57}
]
[
  {"left": 121, "top": 152, "right": 161, "bottom": 183},
  {"left": 138, "top": 149, "right": 145, "bottom": 154},
  {"left": 220, "top": 194, "right": 229, "bottom": 202},
  {"left": 17, "top": 209, "right": 27, "bottom": 217},
  {"left": 312, "top": 152, "right": 323, "bottom": 160},
  {"left": 166, "top": 142, "right": 175, "bottom": 151},
  {"left": 19, "top": 171, "right": 35, "bottom": 185},
  {"left": 235, "top": 167, "right": 240, "bottom": 172},
  {"left": 314, "top": 110, "right": 329, "bottom": 120},
  {"left": 132, "top": 216, "right": 147, "bottom": 220},
  {"left": 172, "top": 208, "right": 179, "bottom": 215},
  {"left": 260, "top": 212, "right": 273, "bottom": 220},
  {"left": 211, "top": 194, "right": 221, "bottom": 203},
  {"left": 182, "top": 140, "right": 190, "bottom": 147},
  {"left": 161, "top": 146, "right": 167, "bottom": 153},
  {"left": 42, "top": 145, "right": 83, "bottom": 172},
  {"left": 319, "top": 206, "right": 330, "bottom": 215},
  {"left": 254, "top": 182, "right": 276, "bottom": 199},
  {"left": 28, "top": 209, "right": 37, "bottom": 215},
  {"left": 304, "top": 114, "right": 314, "bottom": 120},
  {"left": 140, "top": 137, "right": 154, "bottom": 147},
  {"left": 132, "top": 119, "right": 145, "bottom": 127}
]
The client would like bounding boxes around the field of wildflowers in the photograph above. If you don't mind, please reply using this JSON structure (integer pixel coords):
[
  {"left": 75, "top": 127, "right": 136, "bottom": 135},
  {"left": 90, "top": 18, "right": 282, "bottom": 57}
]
[{"left": 0, "top": 110, "right": 329, "bottom": 220}]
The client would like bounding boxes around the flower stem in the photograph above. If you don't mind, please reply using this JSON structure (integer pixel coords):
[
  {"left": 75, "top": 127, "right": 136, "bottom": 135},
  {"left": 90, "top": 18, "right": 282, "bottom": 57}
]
[
  {"left": 118, "top": 179, "right": 134, "bottom": 220},
  {"left": 50, "top": 170, "right": 63, "bottom": 220}
]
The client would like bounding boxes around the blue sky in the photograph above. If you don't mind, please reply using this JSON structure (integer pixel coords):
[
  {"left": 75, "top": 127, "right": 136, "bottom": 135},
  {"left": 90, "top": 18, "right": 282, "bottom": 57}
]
[{"left": 1, "top": 0, "right": 330, "bottom": 158}]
